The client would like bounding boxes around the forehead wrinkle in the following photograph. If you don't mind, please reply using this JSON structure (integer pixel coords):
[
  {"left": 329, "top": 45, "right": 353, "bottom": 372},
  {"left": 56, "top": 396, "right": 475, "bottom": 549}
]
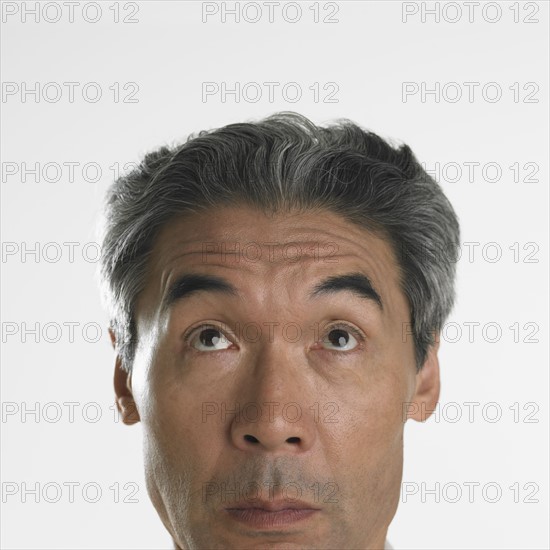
[
  {"left": 143, "top": 212, "right": 406, "bottom": 326},
  {"left": 158, "top": 242, "right": 399, "bottom": 307},
  {"left": 155, "top": 214, "right": 378, "bottom": 258},
  {"left": 174, "top": 254, "right": 391, "bottom": 314},
  {"left": 165, "top": 229, "right": 373, "bottom": 255},
  {"left": 160, "top": 235, "right": 396, "bottom": 272}
]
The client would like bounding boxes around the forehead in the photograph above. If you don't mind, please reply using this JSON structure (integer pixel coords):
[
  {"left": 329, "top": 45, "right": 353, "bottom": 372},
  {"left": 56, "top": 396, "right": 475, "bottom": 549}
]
[{"left": 138, "top": 205, "right": 408, "bottom": 320}]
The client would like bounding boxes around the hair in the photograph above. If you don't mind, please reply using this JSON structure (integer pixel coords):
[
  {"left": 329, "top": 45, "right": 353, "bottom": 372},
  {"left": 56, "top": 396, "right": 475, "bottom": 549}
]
[{"left": 98, "top": 111, "right": 460, "bottom": 373}]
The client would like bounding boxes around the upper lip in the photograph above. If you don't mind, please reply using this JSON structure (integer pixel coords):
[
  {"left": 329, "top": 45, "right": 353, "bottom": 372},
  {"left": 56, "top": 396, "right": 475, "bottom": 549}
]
[{"left": 226, "top": 499, "right": 320, "bottom": 512}]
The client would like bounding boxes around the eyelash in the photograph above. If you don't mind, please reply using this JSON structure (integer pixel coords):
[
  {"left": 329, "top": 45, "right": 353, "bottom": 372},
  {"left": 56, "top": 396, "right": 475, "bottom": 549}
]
[{"left": 182, "top": 322, "right": 365, "bottom": 353}]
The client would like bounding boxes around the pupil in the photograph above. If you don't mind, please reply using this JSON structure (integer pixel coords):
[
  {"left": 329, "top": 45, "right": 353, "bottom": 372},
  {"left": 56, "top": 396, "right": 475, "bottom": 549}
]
[
  {"left": 330, "top": 329, "right": 349, "bottom": 347},
  {"left": 201, "top": 329, "right": 220, "bottom": 347}
]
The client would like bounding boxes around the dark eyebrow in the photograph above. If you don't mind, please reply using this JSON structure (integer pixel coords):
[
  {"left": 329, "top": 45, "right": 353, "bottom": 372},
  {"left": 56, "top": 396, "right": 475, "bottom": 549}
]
[
  {"left": 308, "top": 272, "right": 383, "bottom": 310},
  {"left": 162, "top": 271, "right": 383, "bottom": 313},
  {"left": 162, "top": 273, "right": 239, "bottom": 313}
]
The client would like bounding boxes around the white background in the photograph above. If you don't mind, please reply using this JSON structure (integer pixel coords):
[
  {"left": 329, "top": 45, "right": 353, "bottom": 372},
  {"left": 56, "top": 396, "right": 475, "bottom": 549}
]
[{"left": 1, "top": 1, "right": 548, "bottom": 549}]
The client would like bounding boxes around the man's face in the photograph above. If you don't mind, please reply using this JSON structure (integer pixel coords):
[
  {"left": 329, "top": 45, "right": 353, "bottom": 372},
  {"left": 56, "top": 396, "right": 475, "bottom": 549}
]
[{"left": 113, "top": 205, "right": 440, "bottom": 549}]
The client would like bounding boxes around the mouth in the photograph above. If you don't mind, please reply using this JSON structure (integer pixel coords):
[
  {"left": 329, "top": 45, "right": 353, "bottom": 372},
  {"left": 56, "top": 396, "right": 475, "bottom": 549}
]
[{"left": 224, "top": 500, "right": 320, "bottom": 529}]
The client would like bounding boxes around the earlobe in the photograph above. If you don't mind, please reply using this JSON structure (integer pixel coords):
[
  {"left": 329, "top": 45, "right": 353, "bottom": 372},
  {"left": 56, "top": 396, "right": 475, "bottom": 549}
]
[
  {"left": 112, "top": 332, "right": 141, "bottom": 425},
  {"left": 406, "top": 339, "right": 441, "bottom": 422},
  {"left": 117, "top": 395, "right": 140, "bottom": 425}
]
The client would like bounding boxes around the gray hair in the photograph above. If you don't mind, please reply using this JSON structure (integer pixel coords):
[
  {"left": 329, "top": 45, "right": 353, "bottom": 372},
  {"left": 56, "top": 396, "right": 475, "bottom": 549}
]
[{"left": 98, "top": 112, "right": 460, "bottom": 372}]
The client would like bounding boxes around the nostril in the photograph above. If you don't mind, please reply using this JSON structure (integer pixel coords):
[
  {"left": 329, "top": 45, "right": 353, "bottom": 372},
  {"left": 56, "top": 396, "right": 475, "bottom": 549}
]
[
  {"left": 287, "top": 437, "right": 301, "bottom": 444},
  {"left": 244, "top": 434, "right": 259, "bottom": 444}
]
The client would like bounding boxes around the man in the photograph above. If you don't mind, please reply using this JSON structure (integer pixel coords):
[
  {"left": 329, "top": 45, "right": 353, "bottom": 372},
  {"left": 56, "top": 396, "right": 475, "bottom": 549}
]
[{"left": 99, "top": 112, "right": 460, "bottom": 549}]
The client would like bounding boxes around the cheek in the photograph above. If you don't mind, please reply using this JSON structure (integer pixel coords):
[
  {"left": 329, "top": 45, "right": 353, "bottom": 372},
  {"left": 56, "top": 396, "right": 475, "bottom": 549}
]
[
  {"left": 372, "top": 319, "right": 418, "bottom": 410},
  {"left": 321, "top": 387, "right": 405, "bottom": 528},
  {"left": 145, "top": 375, "right": 203, "bottom": 444},
  {"left": 345, "top": 389, "right": 406, "bottom": 452},
  {"left": 138, "top": 356, "right": 229, "bottom": 474},
  {"left": 319, "top": 364, "right": 408, "bottom": 475}
]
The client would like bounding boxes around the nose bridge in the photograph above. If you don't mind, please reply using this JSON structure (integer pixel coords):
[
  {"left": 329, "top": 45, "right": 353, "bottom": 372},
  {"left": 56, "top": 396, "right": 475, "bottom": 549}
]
[
  {"left": 230, "top": 342, "right": 316, "bottom": 455},
  {"left": 250, "top": 333, "right": 308, "bottom": 406}
]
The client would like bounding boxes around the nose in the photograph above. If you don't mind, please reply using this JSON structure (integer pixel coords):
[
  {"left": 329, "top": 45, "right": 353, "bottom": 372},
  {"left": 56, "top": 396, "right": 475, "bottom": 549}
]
[
  {"left": 230, "top": 352, "right": 316, "bottom": 455},
  {"left": 231, "top": 406, "right": 313, "bottom": 454}
]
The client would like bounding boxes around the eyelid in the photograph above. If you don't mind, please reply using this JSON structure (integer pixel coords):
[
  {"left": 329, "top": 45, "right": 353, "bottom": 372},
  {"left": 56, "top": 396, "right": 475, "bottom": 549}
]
[
  {"left": 323, "top": 322, "right": 366, "bottom": 343},
  {"left": 182, "top": 322, "right": 237, "bottom": 347}
]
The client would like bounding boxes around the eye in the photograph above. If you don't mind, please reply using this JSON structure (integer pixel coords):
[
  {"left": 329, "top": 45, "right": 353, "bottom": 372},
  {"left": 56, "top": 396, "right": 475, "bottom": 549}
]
[
  {"left": 321, "top": 324, "right": 363, "bottom": 352},
  {"left": 187, "top": 325, "right": 233, "bottom": 352}
]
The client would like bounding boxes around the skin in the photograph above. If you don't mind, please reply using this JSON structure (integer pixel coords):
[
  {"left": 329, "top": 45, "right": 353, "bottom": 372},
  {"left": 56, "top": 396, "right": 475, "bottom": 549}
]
[{"left": 111, "top": 205, "right": 440, "bottom": 550}]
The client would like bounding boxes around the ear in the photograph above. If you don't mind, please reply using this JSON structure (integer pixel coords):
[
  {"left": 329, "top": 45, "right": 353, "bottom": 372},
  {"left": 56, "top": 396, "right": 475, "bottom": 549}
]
[
  {"left": 110, "top": 328, "right": 140, "bottom": 425},
  {"left": 406, "top": 337, "right": 441, "bottom": 422}
]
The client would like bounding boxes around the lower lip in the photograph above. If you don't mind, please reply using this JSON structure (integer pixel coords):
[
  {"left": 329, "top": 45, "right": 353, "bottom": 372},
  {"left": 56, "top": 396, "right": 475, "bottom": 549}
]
[{"left": 225, "top": 507, "right": 318, "bottom": 529}]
